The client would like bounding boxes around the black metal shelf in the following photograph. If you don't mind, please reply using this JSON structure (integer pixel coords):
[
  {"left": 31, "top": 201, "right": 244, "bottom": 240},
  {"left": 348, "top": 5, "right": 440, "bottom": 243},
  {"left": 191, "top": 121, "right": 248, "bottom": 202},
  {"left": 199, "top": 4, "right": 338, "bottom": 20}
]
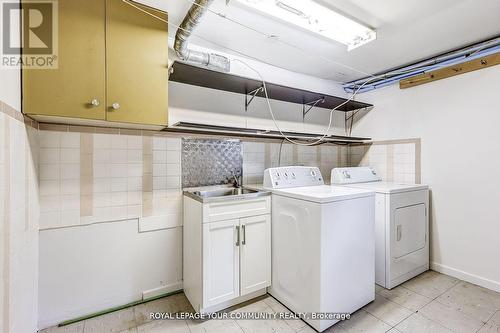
[
  {"left": 169, "top": 62, "right": 373, "bottom": 113},
  {"left": 165, "top": 122, "right": 371, "bottom": 144}
]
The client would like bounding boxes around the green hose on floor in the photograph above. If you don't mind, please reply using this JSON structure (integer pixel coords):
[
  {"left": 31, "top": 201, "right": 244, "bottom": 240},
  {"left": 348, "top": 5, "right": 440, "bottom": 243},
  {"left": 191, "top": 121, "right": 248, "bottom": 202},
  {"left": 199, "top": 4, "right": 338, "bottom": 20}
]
[{"left": 58, "top": 289, "right": 184, "bottom": 327}]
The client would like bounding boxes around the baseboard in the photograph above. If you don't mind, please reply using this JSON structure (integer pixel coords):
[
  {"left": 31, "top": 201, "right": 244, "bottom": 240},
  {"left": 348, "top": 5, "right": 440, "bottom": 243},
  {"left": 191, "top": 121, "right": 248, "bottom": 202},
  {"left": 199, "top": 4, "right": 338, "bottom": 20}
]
[
  {"left": 142, "top": 282, "right": 183, "bottom": 300},
  {"left": 431, "top": 261, "right": 500, "bottom": 293}
]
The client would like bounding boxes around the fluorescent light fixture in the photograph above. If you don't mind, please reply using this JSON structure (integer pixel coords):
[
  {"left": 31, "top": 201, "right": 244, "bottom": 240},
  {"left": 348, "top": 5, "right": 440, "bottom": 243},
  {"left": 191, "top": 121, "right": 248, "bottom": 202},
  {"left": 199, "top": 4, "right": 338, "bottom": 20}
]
[{"left": 235, "top": 0, "right": 376, "bottom": 50}]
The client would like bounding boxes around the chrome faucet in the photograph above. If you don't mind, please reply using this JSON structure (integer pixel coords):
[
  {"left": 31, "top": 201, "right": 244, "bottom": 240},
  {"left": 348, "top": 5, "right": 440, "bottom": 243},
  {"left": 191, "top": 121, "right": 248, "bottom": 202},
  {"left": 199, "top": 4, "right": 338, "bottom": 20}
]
[{"left": 229, "top": 171, "right": 242, "bottom": 188}]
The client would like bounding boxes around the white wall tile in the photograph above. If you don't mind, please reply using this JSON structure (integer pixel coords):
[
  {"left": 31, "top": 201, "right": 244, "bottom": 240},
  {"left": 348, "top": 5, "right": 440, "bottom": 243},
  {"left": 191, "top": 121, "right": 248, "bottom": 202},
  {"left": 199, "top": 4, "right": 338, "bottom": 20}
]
[
  {"left": 110, "top": 149, "right": 127, "bottom": 163},
  {"left": 166, "top": 163, "right": 181, "bottom": 176},
  {"left": 127, "top": 149, "right": 142, "bottom": 163},
  {"left": 39, "top": 131, "right": 61, "bottom": 148},
  {"left": 127, "top": 177, "right": 142, "bottom": 192},
  {"left": 60, "top": 132, "right": 80, "bottom": 148},
  {"left": 61, "top": 210, "right": 80, "bottom": 227},
  {"left": 113, "top": 164, "right": 128, "bottom": 178},
  {"left": 166, "top": 138, "right": 181, "bottom": 151},
  {"left": 39, "top": 164, "right": 60, "bottom": 180},
  {"left": 93, "top": 178, "right": 111, "bottom": 193},
  {"left": 111, "top": 135, "right": 127, "bottom": 149},
  {"left": 127, "top": 163, "right": 142, "bottom": 177},
  {"left": 111, "top": 178, "right": 127, "bottom": 192},
  {"left": 167, "top": 150, "right": 181, "bottom": 162},
  {"left": 61, "top": 194, "right": 80, "bottom": 211},
  {"left": 40, "top": 180, "right": 60, "bottom": 196},
  {"left": 61, "top": 179, "right": 80, "bottom": 195},
  {"left": 40, "top": 211, "right": 61, "bottom": 229},
  {"left": 94, "top": 149, "right": 111, "bottom": 163},
  {"left": 127, "top": 191, "right": 142, "bottom": 205},
  {"left": 61, "top": 148, "right": 80, "bottom": 163},
  {"left": 61, "top": 163, "right": 79, "bottom": 180},
  {"left": 153, "top": 151, "right": 167, "bottom": 163},
  {"left": 126, "top": 135, "right": 142, "bottom": 150},
  {"left": 152, "top": 136, "right": 167, "bottom": 151},
  {"left": 166, "top": 176, "right": 181, "bottom": 189},
  {"left": 111, "top": 192, "right": 127, "bottom": 206},
  {"left": 39, "top": 148, "right": 59, "bottom": 164},
  {"left": 93, "top": 134, "right": 112, "bottom": 149},
  {"left": 40, "top": 195, "right": 61, "bottom": 213},
  {"left": 153, "top": 163, "right": 167, "bottom": 176}
]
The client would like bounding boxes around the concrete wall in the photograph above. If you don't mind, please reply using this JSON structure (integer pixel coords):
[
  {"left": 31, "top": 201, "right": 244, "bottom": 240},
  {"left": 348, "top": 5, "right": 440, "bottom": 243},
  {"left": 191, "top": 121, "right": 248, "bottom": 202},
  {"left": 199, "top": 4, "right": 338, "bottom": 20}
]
[{"left": 351, "top": 65, "right": 500, "bottom": 292}]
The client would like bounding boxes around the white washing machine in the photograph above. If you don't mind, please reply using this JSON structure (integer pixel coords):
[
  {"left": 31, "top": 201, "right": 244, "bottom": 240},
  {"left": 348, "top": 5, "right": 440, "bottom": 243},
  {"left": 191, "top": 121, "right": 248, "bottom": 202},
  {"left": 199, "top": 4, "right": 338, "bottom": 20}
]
[
  {"left": 331, "top": 167, "right": 429, "bottom": 289},
  {"left": 263, "top": 166, "right": 375, "bottom": 332}
]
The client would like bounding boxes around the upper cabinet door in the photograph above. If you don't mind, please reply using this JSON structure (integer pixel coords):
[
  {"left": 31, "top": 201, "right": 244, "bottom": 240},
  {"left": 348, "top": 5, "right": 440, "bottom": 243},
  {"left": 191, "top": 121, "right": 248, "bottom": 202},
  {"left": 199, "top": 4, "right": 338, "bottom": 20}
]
[
  {"left": 105, "top": 0, "right": 168, "bottom": 126},
  {"left": 23, "top": 0, "right": 106, "bottom": 120},
  {"left": 240, "top": 215, "right": 271, "bottom": 296}
]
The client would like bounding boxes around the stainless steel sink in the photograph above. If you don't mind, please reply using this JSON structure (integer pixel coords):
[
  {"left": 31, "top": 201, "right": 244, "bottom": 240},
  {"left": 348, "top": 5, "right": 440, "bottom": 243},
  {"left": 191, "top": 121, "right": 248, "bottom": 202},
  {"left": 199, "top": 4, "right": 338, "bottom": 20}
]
[
  {"left": 193, "top": 187, "right": 258, "bottom": 198},
  {"left": 184, "top": 186, "right": 269, "bottom": 203}
]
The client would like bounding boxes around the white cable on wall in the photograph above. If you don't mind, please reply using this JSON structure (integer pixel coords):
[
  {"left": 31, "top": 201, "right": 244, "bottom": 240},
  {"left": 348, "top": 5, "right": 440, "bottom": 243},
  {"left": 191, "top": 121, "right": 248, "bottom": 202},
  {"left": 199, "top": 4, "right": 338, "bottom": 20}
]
[{"left": 232, "top": 59, "right": 374, "bottom": 146}]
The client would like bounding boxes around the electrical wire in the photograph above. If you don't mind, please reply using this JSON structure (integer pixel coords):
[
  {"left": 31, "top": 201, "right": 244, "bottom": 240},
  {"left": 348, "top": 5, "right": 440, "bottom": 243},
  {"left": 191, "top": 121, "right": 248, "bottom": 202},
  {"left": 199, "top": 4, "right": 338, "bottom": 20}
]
[
  {"left": 277, "top": 139, "right": 285, "bottom": 166},
  {"left": 233, "top": 58, "right": 376, "bottom": 146},
  {"left": 122, "top": 0, "right": 168, "bottom": 22}
]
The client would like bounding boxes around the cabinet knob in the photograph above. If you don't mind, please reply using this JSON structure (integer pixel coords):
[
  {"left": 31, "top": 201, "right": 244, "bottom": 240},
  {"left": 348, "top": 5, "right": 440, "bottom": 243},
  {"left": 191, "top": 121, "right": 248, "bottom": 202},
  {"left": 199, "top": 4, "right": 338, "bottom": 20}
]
[
  {"left": 90, "top": 98, "right": 100, "bottom": 107},
  {"left": 111, "top": 102, "right": 120, "bottom": 110}
]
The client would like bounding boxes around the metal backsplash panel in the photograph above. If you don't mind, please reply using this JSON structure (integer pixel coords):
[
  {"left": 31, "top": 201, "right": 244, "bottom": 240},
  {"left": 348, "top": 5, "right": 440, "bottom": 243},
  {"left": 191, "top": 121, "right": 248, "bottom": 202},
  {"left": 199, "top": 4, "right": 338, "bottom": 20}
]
[{"left": 182, "top": 138, "right": 243, "bottom": 188}]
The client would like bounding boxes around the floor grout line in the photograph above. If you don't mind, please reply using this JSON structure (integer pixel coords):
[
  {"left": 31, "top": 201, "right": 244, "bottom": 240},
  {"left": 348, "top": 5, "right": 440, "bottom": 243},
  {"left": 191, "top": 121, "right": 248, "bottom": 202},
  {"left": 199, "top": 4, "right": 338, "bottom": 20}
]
[
  {"left": 417, "top": 310, "right": 460, "bottom": 333},
  {"left": 367, "top": 293, "right": 415, "bottom": 327}
]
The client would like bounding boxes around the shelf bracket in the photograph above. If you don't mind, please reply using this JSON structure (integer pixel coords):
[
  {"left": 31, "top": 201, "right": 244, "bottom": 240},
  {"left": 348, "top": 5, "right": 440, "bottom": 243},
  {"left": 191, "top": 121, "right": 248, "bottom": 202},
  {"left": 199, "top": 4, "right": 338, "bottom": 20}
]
[
  {"left": 302, "top": 98, "right": 325, "bottom": 118},
  {"left": 245, "top": 86, "right": 264, "bottom": 111}
]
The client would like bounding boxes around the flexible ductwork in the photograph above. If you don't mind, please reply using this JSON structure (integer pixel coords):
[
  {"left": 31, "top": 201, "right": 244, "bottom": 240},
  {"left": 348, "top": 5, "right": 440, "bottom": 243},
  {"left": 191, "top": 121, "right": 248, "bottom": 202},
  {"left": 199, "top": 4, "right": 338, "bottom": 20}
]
[{"left": 174, "top": 0, "right": 231, "bottom": 72}]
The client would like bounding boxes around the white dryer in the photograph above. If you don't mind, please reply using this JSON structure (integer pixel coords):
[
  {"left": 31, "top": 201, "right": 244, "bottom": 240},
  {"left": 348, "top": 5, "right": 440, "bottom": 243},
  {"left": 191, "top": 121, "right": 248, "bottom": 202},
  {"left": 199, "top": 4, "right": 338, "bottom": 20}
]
[
  {"left": 331, "top": 167, "right": 429, "bottom": 289},
  {"left": 264, "top": 166, "right": 375, "bottom": 332}
]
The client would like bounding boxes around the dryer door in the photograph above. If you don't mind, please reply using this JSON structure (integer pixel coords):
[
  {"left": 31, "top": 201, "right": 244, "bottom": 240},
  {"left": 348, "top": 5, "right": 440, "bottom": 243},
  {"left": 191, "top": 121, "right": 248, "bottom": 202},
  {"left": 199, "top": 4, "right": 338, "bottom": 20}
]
[{"left": 393, "top": 203, "right": 426, "bottom": 258}]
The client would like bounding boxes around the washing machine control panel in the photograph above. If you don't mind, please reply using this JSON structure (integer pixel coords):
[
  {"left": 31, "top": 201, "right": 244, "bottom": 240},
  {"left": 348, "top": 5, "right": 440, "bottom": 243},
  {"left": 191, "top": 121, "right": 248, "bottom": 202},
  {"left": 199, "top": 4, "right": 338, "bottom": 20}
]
[{"left": 263, "top": 166, "right": 324, "bottom": 189}]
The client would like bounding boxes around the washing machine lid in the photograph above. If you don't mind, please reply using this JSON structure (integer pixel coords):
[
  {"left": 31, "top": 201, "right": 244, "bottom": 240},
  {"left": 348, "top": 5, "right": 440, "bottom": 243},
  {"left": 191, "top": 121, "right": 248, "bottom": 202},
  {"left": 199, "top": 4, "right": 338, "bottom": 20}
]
[
  {"left": 344, "top": 181, "right": 428, "bottom": 194},
  {"left": 271, "top": 185, "right": 374, "bottom": 203}
]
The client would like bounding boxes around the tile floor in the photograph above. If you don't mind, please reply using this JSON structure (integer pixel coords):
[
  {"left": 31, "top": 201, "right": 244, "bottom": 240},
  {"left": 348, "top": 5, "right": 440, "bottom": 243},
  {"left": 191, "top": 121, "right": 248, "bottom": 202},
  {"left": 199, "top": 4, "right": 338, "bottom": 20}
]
[{"left": 40, "top": 270, "right": 500, "bottom": 333}]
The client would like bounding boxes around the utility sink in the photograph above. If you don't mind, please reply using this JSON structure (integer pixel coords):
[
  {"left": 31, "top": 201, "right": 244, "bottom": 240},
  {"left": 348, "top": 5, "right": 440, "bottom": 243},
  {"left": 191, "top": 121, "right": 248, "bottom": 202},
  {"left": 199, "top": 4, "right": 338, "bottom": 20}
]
[{"left": 184, "top": 186, "right": 269, "bottom": 203}]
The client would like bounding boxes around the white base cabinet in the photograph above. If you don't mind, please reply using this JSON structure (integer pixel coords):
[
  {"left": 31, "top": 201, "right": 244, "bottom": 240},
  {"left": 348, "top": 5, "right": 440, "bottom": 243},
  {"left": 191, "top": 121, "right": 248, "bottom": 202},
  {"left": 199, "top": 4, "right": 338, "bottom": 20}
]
[{"left": 183, "top": 195, "right": 271, "bottom": 313}]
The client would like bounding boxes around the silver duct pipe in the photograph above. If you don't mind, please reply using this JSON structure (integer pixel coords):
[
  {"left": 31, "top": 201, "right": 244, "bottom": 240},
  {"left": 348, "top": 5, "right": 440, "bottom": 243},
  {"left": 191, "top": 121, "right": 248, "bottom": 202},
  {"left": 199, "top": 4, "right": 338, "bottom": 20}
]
[{"left": 174, "top": 0, "right": 231, "bottom": 72}]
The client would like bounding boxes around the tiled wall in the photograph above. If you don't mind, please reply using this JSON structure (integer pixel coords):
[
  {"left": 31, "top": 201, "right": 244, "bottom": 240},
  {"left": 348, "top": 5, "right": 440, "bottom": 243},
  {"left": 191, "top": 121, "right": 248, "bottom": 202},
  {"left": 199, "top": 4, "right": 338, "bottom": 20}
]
[
  {"left": 348, "top": 139, "right": 420, "bottom": 183},
  {"left": 243, "top": 141, "right": 348, "bottom": 184},
  {"left": 38, "top": 129, "right": 352, "bottom": 229},
  {"left": 38, "top": 126, "right": 182, "bottom": 230},
  {"left": 38, "top": 126, "right": 421, "bottom": 229},
  {"left": 0, "top": 101, "right": 39, "bottom": 333}
]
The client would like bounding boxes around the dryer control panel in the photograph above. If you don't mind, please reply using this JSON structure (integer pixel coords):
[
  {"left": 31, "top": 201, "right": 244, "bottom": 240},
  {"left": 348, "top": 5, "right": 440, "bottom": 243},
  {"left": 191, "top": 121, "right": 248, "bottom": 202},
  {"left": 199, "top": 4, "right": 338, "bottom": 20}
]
[
  {"left": 331, "top": 167, "right": 381, "bottom": 184},
  {"left": 263, "top": 166, "right": 324, "bottom": 189}
]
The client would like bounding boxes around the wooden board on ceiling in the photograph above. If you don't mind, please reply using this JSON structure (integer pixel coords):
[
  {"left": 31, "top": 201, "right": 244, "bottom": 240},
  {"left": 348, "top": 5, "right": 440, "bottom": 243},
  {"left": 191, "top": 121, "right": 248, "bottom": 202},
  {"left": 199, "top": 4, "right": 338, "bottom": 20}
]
[{"left": 400, "top": 52, "right": 500, "bottom": 89}]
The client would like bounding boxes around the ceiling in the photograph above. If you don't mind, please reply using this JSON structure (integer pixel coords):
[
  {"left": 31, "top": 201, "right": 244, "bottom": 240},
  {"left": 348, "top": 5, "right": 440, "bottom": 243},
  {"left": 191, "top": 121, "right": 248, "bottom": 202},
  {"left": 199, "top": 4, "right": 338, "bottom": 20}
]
[{"left": 140, "top": 0, "right": 500, "bottom": 82}]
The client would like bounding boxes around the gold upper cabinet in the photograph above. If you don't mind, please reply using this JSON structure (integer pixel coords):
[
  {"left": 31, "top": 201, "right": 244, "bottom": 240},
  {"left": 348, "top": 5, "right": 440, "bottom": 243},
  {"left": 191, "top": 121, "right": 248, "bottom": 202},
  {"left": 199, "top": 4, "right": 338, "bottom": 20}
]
[
  {"left": 105, "top": 0, "right": 168, "bottom": 126},
  {"left": 23, "top": 0, "right": 106, "bottom": 120}
]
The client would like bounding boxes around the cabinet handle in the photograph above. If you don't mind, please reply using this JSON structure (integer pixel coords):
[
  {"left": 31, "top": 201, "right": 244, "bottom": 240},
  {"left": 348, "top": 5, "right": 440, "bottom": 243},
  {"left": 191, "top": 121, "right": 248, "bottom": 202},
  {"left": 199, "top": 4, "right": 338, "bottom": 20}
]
[
  {"left": 235, "top": 226, "right": 240, "bottom": 246},
  {"left": 90, "top": 98, "right": 100, "bottom": 107},
  {"left": 242, "top": 225, "right": 246, "bottom": 245},
  {"left": 111, "top": 102, "right": 120, "bottom": 110},
  {"left": 396, "top": 225, "right": 402, "bottom": 241}
]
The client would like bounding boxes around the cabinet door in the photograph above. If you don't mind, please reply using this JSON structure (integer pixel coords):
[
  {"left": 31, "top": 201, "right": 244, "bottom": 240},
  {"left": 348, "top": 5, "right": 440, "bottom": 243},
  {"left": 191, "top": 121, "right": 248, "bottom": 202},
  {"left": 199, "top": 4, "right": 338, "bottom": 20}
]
[
  {"left": 105, "top": 0, "right": 168, "bottom": 126},
  {"left": 203, "top": 219, "right": 240, "bottom": 307},
  {"left": 240, "top": 215, "right": 271, "bottom": 296},
  {"left": 23, "top": 0, "right": 106, "bottom": 120}
]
